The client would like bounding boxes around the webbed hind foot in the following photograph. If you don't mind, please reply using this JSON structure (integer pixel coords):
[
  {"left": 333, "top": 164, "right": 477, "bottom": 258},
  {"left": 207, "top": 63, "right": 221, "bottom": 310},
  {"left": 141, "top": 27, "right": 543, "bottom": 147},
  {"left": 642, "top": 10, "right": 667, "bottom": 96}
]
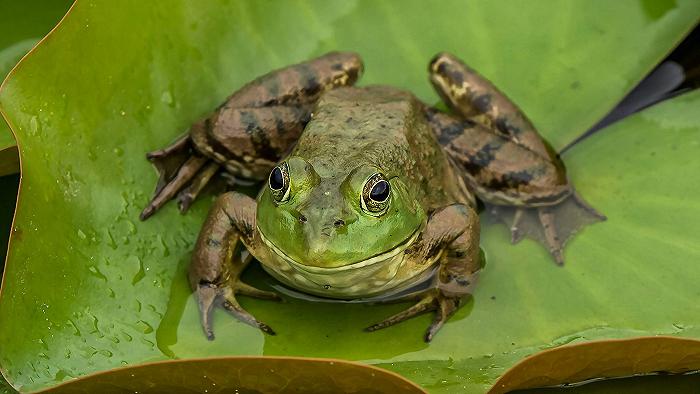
[{"left": 488, "top": 190, "right": 606, "bottom": 265}]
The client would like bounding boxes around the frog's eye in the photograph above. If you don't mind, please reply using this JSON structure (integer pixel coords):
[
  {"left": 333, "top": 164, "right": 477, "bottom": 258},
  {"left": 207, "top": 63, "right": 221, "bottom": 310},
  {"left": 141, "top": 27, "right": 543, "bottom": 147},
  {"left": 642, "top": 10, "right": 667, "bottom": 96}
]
[
  {"left": 269, "top": 162, "right": 290, "bottom": 203},
  {"left": 361, "top": 173, "right": 391, "bottom": 216}
]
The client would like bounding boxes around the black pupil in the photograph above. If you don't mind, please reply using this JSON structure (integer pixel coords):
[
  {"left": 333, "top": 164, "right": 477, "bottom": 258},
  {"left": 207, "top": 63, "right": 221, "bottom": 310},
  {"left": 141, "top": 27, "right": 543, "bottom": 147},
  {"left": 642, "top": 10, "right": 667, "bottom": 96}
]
[
  {"left": 269, "top": 167, "right": 284, "bottom": 190},
  {"left": 370, "top": 180, "right": 390, "bottom": 202}
]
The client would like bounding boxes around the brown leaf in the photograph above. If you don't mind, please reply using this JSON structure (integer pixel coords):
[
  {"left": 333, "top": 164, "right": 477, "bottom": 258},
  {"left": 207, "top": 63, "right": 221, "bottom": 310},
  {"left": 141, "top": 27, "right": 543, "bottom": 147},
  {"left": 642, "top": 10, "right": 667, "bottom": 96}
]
[
  {"left": 489, "top": 336, "right": 700, "bottom": 393},
  {"left": 37, "top": 356, "right": 426, "bottom": 394}
]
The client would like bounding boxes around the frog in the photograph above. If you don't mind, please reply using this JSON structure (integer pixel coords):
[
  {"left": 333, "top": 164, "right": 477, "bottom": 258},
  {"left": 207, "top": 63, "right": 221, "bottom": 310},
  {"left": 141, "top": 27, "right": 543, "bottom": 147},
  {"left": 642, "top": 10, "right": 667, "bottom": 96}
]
[{"left": 139, "top": 52, "right": 605, "bottom": 342}]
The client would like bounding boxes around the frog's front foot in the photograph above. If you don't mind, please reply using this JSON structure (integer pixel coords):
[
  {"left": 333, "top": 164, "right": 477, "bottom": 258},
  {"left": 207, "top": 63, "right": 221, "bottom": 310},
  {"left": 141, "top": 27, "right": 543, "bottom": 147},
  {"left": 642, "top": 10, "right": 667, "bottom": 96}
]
[
  {"left": 194, "top": 255, "right": 281, "bottom": 340},
  {"left": 491, "top": 190, "right": 606, "bottom": 265},
  {"left": 365, "top": 288, "right": 463, "bottom": 342}
]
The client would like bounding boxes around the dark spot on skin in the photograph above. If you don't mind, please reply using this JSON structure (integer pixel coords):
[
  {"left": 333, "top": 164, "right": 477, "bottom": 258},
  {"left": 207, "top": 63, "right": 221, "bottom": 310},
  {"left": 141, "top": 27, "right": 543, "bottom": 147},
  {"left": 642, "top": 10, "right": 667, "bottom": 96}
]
[
  {"left": 437, "top": 121, "right": 467, "bottom": 145},
  {"left": 198, "top": 280, "right": 215, "bottom": 287},
  {"left": 495, "top": 116, "right": 522, "bottom": 136},
  {"left": 297, "top": 64, "right": 321, "bottom": 96},
  {"left": 345, "top": 67, "right": 360, "bottom": 85},
  {"left": 206, "top": 238, "right": 222, "bottom": 247},
  {"left": 454, "top": 251, "right": 465, "bottom": 258},
  {"left": 473, "top": 94, "right": 491, "bottom": 113},
  {"left": 240, "top": 110, "right": 278, "bottom": 161},
  {"left": 456, "top": 278, "right": 470, "bottom": 286},
  {"left": 435, "top": 59, "right": 448, "bottom": 75},
  {"left": 346, "top": 117, "right": 353, "bottom": 123},
  {"left": 471, "top": 141, "right": 501, "bottom": 167},
  {"left": 446, "top": 66, "right": 465, "bottom": 86},
  {"left": 275, "top": 116, "right": 286, "bottom": 135},
  {"left": 264, "top": 74, "right": 281, "bottom": 101},
  {"left": 334, "top": 219, "right": 345, "bottom": 228},
  {"left": 491, "top": 296, "right": 496, "bottom": 300},
  {"left": 323, "top": 284, "right": 332, "bottom": 289},
  {"left": 299, "top": 215, "right": 307, "bottom": 223},
  {"left": 305, "top": 77, "right": 321, "bottom": 95},
  {"left": 484, "top": 169, "right": 534, "bottom": 190}
]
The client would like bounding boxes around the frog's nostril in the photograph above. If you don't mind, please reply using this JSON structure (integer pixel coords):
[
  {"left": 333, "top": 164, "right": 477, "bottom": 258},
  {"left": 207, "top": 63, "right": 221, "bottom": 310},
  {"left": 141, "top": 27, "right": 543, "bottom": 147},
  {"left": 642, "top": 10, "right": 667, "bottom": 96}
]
[{"left": 333, "top": 219, "right": 345, "bottom": 228}]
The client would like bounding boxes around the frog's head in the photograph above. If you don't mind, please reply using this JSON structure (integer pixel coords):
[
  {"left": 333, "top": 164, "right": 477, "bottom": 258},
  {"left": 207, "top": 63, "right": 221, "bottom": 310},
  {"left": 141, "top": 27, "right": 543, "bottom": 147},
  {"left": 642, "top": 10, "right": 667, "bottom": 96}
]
[{"left": 256, "top": 156, "right": 425, "bottom": 271}]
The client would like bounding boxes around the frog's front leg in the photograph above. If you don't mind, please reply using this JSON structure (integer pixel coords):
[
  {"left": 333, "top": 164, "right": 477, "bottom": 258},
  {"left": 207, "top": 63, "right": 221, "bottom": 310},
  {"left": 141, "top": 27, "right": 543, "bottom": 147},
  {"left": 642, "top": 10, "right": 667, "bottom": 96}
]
[
  {"left": 190, "top": 191, "right": 280, "bottom": 340},
  {"left": 366, "top": 204, "right": 481, "bottom": 342},
  {"left": 428, "top": 53, "right": 605, "bottom": 264}
]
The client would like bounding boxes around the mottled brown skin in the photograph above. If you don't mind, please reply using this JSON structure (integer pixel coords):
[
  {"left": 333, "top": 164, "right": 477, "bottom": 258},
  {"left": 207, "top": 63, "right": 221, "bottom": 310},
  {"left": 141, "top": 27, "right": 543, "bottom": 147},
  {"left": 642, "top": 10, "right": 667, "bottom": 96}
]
[{"left": 141, "top": 52, "right": 604, "bottom": 341}]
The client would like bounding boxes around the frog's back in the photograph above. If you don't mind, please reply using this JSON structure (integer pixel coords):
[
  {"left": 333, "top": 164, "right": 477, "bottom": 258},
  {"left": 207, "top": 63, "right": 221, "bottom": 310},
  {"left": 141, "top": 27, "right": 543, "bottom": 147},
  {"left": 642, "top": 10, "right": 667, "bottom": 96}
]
[{"left": 292, "top": 85, "right": 473, "bottom": 209}]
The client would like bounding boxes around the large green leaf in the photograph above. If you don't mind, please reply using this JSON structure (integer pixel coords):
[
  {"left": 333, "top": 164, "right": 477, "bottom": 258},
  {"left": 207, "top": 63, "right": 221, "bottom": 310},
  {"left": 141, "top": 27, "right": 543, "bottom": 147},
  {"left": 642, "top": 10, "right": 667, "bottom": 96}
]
[
  {"left": 0, "top": 1, "right": 698, "bottom": 392},
  {"left": 0, "top": 0, "right": 73, "bottom": 175}
]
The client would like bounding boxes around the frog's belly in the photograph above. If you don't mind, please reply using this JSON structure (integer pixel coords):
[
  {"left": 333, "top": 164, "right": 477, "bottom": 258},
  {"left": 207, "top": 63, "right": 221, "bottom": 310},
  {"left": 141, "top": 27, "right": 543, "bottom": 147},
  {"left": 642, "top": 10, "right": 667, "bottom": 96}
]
[{"left": 255, "top": 231, "right": 439, "bottom": 299}]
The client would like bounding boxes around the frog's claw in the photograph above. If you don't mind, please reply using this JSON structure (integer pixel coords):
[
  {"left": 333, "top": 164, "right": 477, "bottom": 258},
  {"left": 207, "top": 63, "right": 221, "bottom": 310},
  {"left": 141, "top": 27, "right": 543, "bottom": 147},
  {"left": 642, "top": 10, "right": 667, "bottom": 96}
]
[
  {"left": 140, "top": 132, "right": 223, "bottom": 221},
  {"left": 365, "top": 289, "right": 461, "bottom": 342},
  {"left": 195, "top": 279, "right": 280, "bottom": 340},
  {"left": 195, "top": 282, "right": 218, "bottom": 340},
  {"left": 177, "top": 161, "right": 221, "bottom": 212},
  {"left": 490, "top": 190, "right": 606, "bottom": 265}
]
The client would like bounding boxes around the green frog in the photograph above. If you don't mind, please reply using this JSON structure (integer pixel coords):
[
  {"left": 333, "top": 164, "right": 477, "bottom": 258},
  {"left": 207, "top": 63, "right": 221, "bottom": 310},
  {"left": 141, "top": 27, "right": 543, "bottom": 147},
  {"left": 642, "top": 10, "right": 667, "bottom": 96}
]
[{"left": 140, "top": 52, "right": 604, "bottom": 342}]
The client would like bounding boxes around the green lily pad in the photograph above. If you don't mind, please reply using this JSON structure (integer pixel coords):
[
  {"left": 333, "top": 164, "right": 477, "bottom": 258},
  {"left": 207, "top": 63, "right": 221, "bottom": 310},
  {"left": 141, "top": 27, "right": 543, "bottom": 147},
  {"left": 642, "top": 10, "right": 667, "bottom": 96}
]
[
  {"left": 0, "top": 1, "right": 699, "bottom": 393},
  {"left": 0, "top": 0, "right": 73, "bottom": 175}
]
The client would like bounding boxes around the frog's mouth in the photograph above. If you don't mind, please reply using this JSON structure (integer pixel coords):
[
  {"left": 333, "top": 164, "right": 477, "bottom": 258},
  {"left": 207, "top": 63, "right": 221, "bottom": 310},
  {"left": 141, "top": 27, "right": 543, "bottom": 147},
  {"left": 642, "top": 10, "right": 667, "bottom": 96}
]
[{"left": 258, "top": 228, "right": 421, "bottom": 275}]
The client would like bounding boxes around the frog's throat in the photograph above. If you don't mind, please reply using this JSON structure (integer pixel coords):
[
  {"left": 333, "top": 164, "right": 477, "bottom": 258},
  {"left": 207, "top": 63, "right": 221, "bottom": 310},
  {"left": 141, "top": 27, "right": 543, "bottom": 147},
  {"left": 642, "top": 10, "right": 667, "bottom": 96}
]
[{"left": 257, "top": 227, "right": 421, "bottom": 274}]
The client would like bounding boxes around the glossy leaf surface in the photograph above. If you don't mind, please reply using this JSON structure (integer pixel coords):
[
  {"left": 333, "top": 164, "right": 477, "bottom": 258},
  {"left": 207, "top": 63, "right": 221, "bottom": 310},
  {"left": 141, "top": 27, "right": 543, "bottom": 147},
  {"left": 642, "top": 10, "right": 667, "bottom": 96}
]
[
  {"left": 0, "top": 1, "right": 699, "bottom": 393},
  {"left": 0, "top": 0, "right": 73, "bottom": 175}
]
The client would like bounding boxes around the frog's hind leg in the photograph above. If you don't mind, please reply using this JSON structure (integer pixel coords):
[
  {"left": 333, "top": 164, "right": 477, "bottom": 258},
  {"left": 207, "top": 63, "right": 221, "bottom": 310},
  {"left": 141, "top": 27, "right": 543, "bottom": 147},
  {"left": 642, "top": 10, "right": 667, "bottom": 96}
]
[
  {"left": 429, "top": 52, "right": 554, "bottom": 160},
  {"left": 426, "top": 109, "right": 605, "bottom": 264},
  {"left": 427, "top": 52, "right": 605, "bottom": 264}
]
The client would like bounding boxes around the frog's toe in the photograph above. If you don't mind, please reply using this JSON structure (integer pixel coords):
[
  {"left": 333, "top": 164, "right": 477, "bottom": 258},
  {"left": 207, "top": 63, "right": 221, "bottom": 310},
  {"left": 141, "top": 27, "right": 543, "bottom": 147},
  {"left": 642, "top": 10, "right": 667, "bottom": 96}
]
[
  {"left": 221, "top": 292, "right": 276, "bottom": 335},
  {"left": 194, "top": 283, "right": 218, "bottom": 340},
  {"left": 366, "top": 290, "right": 461, "bottom": 342},
  {"left": 425, "top": 295, "right": 460, "bottom": 342},
  {"left": 235, "top": 282, "right": 283, "bottom": 301},
  {"left": 365, "top": 296, "right": 435, "bottom": 332},
  {"left": 509, "top": 208, "right": 526, "bottom": 244},
  {"left": 177, "top": 161, "right": 221, "bottom": 213}
]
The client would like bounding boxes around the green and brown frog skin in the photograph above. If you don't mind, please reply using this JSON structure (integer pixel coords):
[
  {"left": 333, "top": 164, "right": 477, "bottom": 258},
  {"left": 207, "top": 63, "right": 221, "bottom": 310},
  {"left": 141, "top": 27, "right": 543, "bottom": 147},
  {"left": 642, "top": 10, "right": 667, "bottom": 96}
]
[{"left": 140, "top": 52, "right": 604, "bottom": 342}]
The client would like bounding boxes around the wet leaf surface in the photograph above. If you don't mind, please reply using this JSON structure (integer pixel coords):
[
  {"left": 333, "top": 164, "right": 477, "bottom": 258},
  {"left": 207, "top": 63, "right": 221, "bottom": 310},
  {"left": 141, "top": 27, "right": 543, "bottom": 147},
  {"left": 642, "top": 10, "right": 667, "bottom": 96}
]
[
  {"left": 0, "top": 0, "right": 73, "bottom": 175},
  {"left": 0, "top": 1, "right": 698, "bottom": 393}
]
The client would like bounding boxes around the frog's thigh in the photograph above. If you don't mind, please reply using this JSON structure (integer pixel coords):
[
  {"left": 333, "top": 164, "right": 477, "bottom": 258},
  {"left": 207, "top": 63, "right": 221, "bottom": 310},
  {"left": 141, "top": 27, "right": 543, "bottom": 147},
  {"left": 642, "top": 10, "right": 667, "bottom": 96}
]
[
  {"left": 427, "top": 111, "right": 606, "bottom": 264},
  {"left": 225, "top": 51, "right": 364, "bottom": 108},
  {"left": 428, "top": 52, "right": 551, "bottom": 159},
  {"left": 427, "top": 110, "right": 569, "bottom": 206},
  {"left": 191, "top": 105, "right": 309, "bottom": 180}
]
